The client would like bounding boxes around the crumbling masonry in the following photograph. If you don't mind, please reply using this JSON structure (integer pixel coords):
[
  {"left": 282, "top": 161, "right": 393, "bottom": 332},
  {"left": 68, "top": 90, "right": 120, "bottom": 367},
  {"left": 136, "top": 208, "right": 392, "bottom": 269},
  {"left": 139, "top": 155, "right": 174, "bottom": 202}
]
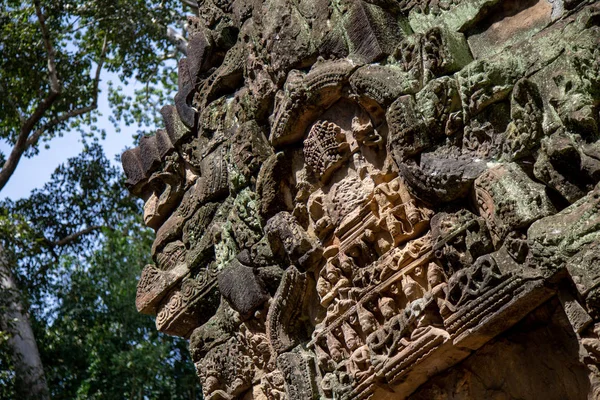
[{"left": 122, "top": 1, "right": 600, "bottom": 398}]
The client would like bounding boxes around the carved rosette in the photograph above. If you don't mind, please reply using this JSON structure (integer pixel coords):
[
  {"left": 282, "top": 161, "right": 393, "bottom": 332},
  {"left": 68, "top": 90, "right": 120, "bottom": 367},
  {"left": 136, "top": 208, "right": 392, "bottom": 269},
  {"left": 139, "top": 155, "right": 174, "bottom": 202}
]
[{"left": 122, "top": 1, "right": 600, "bottom": 399}]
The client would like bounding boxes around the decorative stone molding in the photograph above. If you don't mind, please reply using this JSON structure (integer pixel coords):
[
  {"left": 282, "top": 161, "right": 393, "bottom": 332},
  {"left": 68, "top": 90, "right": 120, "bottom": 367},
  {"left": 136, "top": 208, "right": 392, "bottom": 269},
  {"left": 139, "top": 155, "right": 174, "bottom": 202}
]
[{"left": 122, "top": 1, "right": 600, "bottom": 398}]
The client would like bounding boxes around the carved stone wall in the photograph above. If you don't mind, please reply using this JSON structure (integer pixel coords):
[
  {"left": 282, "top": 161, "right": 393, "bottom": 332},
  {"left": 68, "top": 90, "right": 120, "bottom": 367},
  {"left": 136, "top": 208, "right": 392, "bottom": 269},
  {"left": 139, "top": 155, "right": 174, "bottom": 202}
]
[{"left": 122, "top": 0, "right": 600, "bottom": 399}]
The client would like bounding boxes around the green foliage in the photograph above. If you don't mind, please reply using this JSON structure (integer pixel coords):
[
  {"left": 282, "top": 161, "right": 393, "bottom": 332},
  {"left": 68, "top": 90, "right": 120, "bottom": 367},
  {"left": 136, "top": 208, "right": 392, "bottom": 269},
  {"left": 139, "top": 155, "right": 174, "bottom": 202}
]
[
  {"left": 0, "top": 146, "right": 200, "bottom": 399},
  {"left": 0, "top": 321, "right": 16, "bottom": 398},
  {"left": 108, "top": 66, "right": 179, "bottom": 138},
  {"left": 2, "top": 144, "right": 140, "bottom": 303},
  {"left": 0, "top": 1, "right": 200, "bottom": 397},
  {"left": 0, "top": 0, "right": 184, "bottom": 155}
]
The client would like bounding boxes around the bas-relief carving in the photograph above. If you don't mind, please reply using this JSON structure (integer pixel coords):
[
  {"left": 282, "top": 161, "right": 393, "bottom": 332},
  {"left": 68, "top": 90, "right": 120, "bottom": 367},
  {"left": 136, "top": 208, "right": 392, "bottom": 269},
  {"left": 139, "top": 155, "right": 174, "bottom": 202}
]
[{"left": 122, "top": 0, "right": 600, "bottom": 399}]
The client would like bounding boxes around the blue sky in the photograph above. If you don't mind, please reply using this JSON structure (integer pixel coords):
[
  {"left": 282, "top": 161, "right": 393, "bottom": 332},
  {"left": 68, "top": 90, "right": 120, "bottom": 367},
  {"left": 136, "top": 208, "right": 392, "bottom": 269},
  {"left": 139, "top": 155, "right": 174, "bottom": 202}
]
[{"left": 0, "top": 73, "right": 144, "bottom": 201}]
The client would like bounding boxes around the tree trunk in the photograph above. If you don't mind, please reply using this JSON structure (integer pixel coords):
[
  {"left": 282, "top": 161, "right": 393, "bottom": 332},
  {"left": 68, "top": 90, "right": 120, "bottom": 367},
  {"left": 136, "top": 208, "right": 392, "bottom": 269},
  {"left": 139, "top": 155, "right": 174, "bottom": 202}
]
[{"left": 0, "top": 246, "right": 50, "bottom": 400}]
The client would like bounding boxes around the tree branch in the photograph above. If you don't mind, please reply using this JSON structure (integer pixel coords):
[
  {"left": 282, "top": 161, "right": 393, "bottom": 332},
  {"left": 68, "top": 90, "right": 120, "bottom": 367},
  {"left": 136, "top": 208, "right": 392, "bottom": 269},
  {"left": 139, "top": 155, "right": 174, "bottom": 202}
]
[
  {"left": 34, "top": 0, "right": 61, "bottom": 95},
  {"left": 25, "top": 105, "right": 97, "bottom": 148},
  {"left": 51, "top": 225, "right": 106, "bottom": 247},
  {"left": 0, "top": 94, "right": 57, "bottom": 191},
  {"left": 25, "top": 35, "right": 109, "bottom": 149},
  {"left": 0, "top": 2, "right": 67, "bottom": 193},
  {"left": 166, "top": 26, "right": 188, "bottom": 55},
  {"left": 32, "top": 224, "right": 111, "bottom": 280},
  {"left": 95, "top": 34, "right": 109, "bottom": 82},
  {"left": 181, "top": 0, "right": 199, "bottom": 12},
  {"left": 0, "top": 35, "right": 109, "bottom": 193}
]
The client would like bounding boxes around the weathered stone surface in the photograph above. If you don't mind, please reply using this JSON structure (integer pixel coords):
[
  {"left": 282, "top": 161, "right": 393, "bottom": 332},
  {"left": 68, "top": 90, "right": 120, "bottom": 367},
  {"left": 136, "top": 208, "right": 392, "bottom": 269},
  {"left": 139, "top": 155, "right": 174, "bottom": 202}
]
[
  {"left": 473, "top": 162, "right": 556, "bottom": 243},
  {"left": 256, "top": 152, "right": 294, "bottom": 220},
  {"left": 466, "top": 0, "right": 554, "bottom": 59},
  {"left": 230, "top": 120, "right": 273, "bottom": 180},
  {"left": 121, "top": 1, "right": 600, "bottom": 399},
  {"left": 344, "top": 1, "right": 406, "bottom": 63},
  {"left": 154, "top": 128, "right": 174, "bottom": 159},
  {"left": 160, "top": 104, "right": 192, "bottom": 146},
  {"left": 121, "top": 146, "right": 146, "bottom": 191},
  {"left": 139, "top": 134, "right": 161, "bottom": 175},
  {"left": 186, "top": 29, "right": 214, "bottom": 82},
  {"left": 408, "top": 299, "right": 593, "bottom": 400},
  {"left": 218, "top": 259, "right": 269, "bottom": 319}
]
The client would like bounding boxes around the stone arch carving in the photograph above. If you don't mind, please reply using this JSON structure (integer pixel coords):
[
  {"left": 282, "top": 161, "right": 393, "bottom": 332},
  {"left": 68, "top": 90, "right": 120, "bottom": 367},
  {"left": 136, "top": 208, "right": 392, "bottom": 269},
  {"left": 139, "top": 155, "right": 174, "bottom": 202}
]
[{"left": 121, "top": 1, "right": 600, "bottom": 399}]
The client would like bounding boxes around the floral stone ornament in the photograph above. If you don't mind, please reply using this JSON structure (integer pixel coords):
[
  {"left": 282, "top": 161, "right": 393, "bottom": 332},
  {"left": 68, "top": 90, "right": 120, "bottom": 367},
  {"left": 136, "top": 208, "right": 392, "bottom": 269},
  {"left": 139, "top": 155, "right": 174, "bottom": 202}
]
[{"left": 122, "top": 0, "right": 600, "bottom": 399}]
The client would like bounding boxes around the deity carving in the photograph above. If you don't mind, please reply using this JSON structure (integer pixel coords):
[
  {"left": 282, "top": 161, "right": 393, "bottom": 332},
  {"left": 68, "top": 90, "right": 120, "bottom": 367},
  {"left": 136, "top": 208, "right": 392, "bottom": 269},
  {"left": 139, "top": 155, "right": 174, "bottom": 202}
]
[{"left": 122, "top": 0, "right": 600, "bottom": 399}]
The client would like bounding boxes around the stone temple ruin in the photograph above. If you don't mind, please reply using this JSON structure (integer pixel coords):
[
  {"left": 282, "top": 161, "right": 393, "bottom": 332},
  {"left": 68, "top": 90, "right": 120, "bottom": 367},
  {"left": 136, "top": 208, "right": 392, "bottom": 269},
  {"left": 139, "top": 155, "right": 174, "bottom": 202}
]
[{"left": 122, "top": 0, "right": 600, "bottom": 398}]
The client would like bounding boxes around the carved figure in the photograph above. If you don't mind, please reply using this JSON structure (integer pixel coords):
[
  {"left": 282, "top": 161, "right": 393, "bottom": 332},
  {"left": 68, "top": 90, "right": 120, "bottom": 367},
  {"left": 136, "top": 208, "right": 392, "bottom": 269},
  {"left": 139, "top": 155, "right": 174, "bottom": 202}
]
[{"left": 121, "top": 1, "right": 600, "bottom": 399}]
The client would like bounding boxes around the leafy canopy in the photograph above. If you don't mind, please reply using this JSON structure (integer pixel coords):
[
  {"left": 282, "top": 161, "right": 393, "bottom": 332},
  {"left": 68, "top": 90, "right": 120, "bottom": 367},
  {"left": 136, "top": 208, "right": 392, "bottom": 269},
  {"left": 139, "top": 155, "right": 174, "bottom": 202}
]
[
  {"left": 0, "top": 0, "right": 200, "bottom": 397},
  {"left": 1, "top": 145, "right": 200, "bottom": 399},
  {"left": 0, "top": 0, "right": 185, "bottom": 181}
]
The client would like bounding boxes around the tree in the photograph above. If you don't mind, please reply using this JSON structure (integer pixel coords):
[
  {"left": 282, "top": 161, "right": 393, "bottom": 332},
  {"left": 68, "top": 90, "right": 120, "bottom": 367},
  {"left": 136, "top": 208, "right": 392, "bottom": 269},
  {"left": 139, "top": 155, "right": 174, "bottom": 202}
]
[
  {"left": 1, "top": 145, "right": 200, "bottom": 399},
  {"left": 0, "top": 0, "right": 196, "bottom": 397},
  {"left": 0, "top": 0, "right": 190, "bottom": 189}
]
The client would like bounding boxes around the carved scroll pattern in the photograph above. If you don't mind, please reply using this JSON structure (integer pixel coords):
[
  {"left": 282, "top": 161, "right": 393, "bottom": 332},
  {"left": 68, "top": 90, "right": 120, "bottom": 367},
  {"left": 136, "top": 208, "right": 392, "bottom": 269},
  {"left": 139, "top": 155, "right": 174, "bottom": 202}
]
[{"left": 121, "top": 1, "right": 600, "bottom": 399}]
